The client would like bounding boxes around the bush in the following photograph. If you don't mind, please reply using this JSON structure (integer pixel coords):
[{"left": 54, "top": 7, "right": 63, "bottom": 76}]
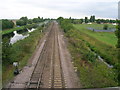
[
  {"left": 59, "top": 19, "right": 74, "bottom": 33},
  {"left": 103, "top": 24, "right": 108, "bottom": 30},
  {"left": 16, "top": 20, "right": 26, "bottom": 26}
]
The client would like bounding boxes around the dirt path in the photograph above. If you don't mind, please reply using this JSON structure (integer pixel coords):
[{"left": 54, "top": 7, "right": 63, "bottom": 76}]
[{"left": 6, "top": 21, "right": 81, "bottom": 88}]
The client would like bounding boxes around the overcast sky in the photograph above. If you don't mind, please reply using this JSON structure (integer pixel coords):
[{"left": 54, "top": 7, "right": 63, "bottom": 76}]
[{"left": 0, "top": 0, "right": 119, "bottom": 19}]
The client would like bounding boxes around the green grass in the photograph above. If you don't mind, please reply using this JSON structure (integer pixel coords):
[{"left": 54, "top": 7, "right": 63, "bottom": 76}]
[
  {"left": 78, "top": 23, "right": 116, "bottom": 30},
  {"left": 65, "top": 29, "right": 118, "bottom": 88},
  {"left": 2, "top": 25, "right": 44, "bottom": 86},
  {"left": 73, "top": 24, "right": 118, "bottom": 66},
  {"left": 74, "top": 24, "right": 117, "bottom": 46}
]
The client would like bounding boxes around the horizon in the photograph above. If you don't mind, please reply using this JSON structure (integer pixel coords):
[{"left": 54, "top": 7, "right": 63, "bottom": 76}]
[{"left": 0, "top": 0, "right": 119, "bottom": 19}]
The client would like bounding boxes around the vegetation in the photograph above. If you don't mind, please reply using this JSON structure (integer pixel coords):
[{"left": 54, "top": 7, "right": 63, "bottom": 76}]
[
  {"left": 103, "top": 24, "right": 108, "bottom": 30},
  {"left": 96, "top": 19, "right": 116, "bottom": 24},
  {"left": 2, "top": 25, "right": 44, "bottom": 85},
  {"left": 16, "top": 16, "right": 44, "bottom": 26},
  {"left": 116, "top": 20, "right": 120, "bottom": 48},
  {"left": 33, "top": 17, "right": 44, "bottom": 23},
  {"left": 74, "top": 24, "right": 117, "bottom": 46},
  {"left": 85, "top": 17, "right": 88, "bottom": 23},
  {"left": 74, "top": 24, "right": 117, "bottom": 66},
  {"left": 65, "top": 29, "right": 118, "bottom": 88},
  {"left": 2, "top": 19, "right": 14, "bottom": 30},
  {"left": 115, "top": 20, "right": 120, "bottom": 85},
  {"left": 16, "top": 17, "right": 28, "bottom": 26},
  {"left": 57, "top": 17, "right": 73, "bottom": 33},
  {"left": 90, "top": 15, "right": 95, "bottom": 22},
  {"left": 16, "top": 20, "right": 26, "bottom": 26},
  {"left": 58, "top": 18, "right": 118, "bottom": 88}
]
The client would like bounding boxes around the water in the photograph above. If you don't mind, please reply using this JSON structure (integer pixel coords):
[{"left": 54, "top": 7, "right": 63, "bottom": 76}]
[
  {"left": 88, "top": 47, "right": 113, "bottom": 68},
  {"left": 27, "top": 28, "right": 35, "bottom": 32},
  {"left": 98, "top": 56, "right": 113, "bottom": 68},
  {"left": 6, "top": 21, "right": 47, "bottom": 44},
  {"left": 10, "top": 31, "right": 29, "bottom": 44},
  {"left": 87, "top": 27, "right": 116, "bottom": 32},
  {"left": 10, "top": 28, "right": 37, "bottom": 44}
]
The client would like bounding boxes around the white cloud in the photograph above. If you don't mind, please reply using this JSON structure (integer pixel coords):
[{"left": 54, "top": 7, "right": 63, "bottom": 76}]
[{"left": 0, "top": 0, "right": 119, "bottom": 19}]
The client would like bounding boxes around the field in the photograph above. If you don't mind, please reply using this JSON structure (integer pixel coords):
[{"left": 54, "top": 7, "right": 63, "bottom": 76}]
[{"left": 73, "top": 24, "right": 117, "bottom": 46}]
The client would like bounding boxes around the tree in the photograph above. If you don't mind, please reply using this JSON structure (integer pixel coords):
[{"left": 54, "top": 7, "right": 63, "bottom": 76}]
[
  {"left": 28, "top": 19, "right": 33, "bottom": 24},
  {"left": 72, "top": 19, "right": 83, "bottom": 24},
  {"left": 57, "top": 17, "right": 64, "bottom": 24},
  {"left": 96, "top": 19, "right": 101, "bottom": 24},
  {"left": 33, "top": 18, "right": 39, "bottom": 23},
  {"left": 90, "top": 15, "right": 95, "bottom": 22},
  {"left": 33, "top": 17, "right": 42, "bottom": 23},
  {"left": 20, "top": 16, "right": 28, "bottom": 25},
  {"left": 58, "top": 18, "right": 74, "bottom": 33},
  {"left": 2, "top": 19, "right": 14, "bottom": 30},
  {"left": 85, "top": 17, "right": 88, "bottom": 23},
  {"left": 80, "top": 19, "right": 83, "bottom": 24},
  {"left": 90, "top": 16, "right": 93, "bottom": 22},
  {"left": 16, "top": 20, "right": 26, "bottom": 26},
  {"left": 93, "top": 15, "right": 95, "bottom": 22}
]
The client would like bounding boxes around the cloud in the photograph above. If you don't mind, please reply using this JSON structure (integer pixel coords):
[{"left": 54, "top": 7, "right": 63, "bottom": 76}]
[{"left": 0, "top": 0, "right": 119, "bottom": 19}]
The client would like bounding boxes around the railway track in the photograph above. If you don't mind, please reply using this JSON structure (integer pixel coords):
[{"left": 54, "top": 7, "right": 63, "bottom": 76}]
[
  {"left": 49, "top": 22, "right": 65, "bottom": 88},
  {"left": 26, "top": 21, "right": 65, "bottom": 89}
]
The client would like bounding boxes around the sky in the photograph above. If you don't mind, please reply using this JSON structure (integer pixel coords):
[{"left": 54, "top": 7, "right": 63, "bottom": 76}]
[{"left": 0, "top": 0, "right": 119, "bottom": 19}]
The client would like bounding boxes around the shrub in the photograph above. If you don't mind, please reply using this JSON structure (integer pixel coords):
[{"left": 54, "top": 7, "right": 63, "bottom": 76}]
[{"left": 103, "top": 24, "right": 108, "bottom": 30}]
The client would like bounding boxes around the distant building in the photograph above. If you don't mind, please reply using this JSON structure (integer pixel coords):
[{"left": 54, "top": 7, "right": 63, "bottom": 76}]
[{"left": 118, "top": 1, "right": 120, "bottom": 19}]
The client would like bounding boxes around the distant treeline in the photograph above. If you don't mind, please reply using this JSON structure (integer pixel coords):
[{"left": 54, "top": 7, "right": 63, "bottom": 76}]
[
  {"left": 58, "top": 16, "right": 116, "bottom": 24},
  {"left": 2, "top": 16, "right": 50, "bottom": 30}
]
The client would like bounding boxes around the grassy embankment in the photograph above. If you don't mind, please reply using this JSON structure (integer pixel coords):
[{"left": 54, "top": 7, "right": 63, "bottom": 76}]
[
  {"left": 61, "top": 22, "right": 118, "bottom": 88},
  {"left": 2, "top": 24, "right": 45, "bottom": 86},
  {"left": 73, "top": 24, "right": 118, "bottom": 65}
]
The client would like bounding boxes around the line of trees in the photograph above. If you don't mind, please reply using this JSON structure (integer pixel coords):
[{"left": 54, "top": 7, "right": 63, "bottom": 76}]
[
  {"left": 2, "top": 16, "right": 45, "bottom": 30},
  {"left": 96, "top": 19, "right": 116, "bottom": 24},
  {"left": 67, "top": 15, "right": 116, "bottom": 24},
  {"left": 16, "top": 16, "right": 44, "bottom": 26},
  {"left": 85, "top": 16, "right": 116, "bottom": 24}
]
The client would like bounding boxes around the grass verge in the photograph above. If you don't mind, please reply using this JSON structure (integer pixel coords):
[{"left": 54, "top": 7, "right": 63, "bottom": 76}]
[{"left": 65, "top": 29, "right": 118, "bottom": 88}]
